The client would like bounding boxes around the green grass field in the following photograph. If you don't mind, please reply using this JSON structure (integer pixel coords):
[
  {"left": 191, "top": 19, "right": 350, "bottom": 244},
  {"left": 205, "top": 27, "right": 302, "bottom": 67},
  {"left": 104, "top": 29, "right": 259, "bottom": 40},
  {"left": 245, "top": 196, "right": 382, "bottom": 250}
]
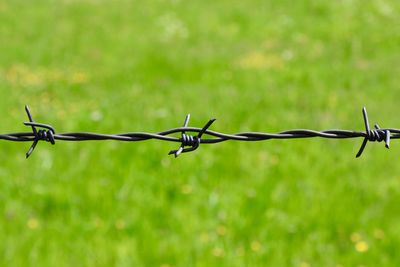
[{"left": 1, "top": 0, "right": 400, "bottom": 266}]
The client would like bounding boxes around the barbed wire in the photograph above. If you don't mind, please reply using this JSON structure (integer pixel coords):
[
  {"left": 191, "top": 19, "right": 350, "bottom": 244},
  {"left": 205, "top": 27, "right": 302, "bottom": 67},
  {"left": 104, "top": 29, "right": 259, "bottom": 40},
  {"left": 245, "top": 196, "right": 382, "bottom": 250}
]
[{"left": 0, "top": 105, "right": 398, "bottom": 158}]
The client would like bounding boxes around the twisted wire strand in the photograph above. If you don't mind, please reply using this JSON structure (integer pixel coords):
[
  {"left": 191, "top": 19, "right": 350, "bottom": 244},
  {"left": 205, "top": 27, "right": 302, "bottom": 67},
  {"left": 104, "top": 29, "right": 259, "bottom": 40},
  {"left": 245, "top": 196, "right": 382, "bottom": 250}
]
[{"left": 0, "top": 106, "right": 399, "bottom": 158}]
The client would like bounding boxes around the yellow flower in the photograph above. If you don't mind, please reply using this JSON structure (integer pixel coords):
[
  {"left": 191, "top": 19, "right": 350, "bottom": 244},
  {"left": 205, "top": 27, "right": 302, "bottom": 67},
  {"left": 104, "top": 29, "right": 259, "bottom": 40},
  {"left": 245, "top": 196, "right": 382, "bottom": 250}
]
[
  {"left": 115, "top": 219, "right": 126, "bottom": 230},
  {"left": 212, "top": 247, "right": 224, "bottom": 257},
  {"left": 299, "top": 262, "right": 310, "bottom": 267},
  {"left": 250, "top": 241, "right": 261, "bottom": 252},
  {"left": 71, "top": 72, "right": 88, "bottom": 83},
  {"left": 373, "top": 228, "right": 385, "bottom": 240},
  {"left": 237, "top": 51, "right": 284, "bottom": 70},
  {"left": 181, "top": 184, "right": 192, "bottom": 195},
  {"left": 350, "top": 232, "right": 362, "bottom": 242},
  {"left": 355, "top": 241, "right": 369, "bottom": 253},
  {"left": 27, "top": 218, "right": 40, "bottom": 229},
  {"left": 217, "top": 225, "right": 226, "bottom": 236}
]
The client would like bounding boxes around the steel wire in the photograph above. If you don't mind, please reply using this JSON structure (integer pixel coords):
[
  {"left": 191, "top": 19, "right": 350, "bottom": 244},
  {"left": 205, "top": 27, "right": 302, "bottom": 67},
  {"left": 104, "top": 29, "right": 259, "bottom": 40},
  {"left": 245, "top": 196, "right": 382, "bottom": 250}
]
[{"left": 0, "top": 106, "right": 397, "bottom": 158}]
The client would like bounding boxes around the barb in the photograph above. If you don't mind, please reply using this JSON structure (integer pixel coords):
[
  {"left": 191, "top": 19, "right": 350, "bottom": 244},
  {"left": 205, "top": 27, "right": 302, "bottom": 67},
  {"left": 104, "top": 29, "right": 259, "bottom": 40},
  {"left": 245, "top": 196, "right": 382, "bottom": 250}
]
[
  {"left": 0, "top": 106, "right": 399, "bottom": 158},
  {"left": 24, "top": 105, "right": 56, "bottom": 158},
  {"left": 168, "top": 114, "right": 216, "bottom": 157},
  {"left": 356, "top": 107, "right": 390, "bottom": 158}
]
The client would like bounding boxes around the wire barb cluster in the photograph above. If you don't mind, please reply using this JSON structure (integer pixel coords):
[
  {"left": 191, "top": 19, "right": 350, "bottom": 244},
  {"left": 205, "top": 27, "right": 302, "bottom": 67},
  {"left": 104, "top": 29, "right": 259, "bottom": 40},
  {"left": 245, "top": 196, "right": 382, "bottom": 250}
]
[
  {"left": 168, "top": 114, "right": 216, "bottom": 157},
  {"left": 24, "top": 106, "right": 56, "bottom": 158},
  {"left": 0, "top": 105, "right": 399, "bottom": 159}
]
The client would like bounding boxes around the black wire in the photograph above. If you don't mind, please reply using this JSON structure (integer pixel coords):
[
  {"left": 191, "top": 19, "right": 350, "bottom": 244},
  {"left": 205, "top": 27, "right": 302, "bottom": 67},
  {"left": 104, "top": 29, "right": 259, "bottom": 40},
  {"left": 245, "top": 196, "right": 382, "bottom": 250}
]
[{"left": 0, "top": 106, "right": 397, "bottom": 158}]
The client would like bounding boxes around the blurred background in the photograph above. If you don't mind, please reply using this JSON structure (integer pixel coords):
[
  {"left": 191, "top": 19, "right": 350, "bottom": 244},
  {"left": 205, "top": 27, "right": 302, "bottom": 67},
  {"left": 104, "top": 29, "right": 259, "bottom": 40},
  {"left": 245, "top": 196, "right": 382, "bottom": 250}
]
[{"left": 1, "top": 0, "right": 400, "bottom": 266}]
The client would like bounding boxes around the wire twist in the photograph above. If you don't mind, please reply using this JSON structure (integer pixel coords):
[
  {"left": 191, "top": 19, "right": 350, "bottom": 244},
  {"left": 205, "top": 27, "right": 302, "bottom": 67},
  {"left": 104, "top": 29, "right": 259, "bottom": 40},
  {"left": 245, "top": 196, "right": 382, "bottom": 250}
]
[
  {"left": 168, "top": 114, "right": 216, "bottom": 157},
  {"left": 356, "top": 107, "right": 390, "bottom": 158},
  {"left": 24, "top": 105, "right": 56, "bottom": 158}
]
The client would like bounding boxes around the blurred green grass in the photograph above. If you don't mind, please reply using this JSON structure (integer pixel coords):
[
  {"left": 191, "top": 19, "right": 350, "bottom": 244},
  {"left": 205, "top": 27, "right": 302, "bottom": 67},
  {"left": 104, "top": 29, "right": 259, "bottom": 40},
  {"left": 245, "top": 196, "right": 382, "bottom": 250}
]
[{"left": 1, "top": 0, "right": 400, "bottom": 266}]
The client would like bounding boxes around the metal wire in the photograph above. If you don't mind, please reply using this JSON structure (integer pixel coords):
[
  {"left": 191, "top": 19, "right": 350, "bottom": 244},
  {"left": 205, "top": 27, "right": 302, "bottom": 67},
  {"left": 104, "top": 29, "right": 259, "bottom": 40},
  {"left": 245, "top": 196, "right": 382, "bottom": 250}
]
[{"left": 0, "top": 105, "right": 398, "bottom": 158}]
